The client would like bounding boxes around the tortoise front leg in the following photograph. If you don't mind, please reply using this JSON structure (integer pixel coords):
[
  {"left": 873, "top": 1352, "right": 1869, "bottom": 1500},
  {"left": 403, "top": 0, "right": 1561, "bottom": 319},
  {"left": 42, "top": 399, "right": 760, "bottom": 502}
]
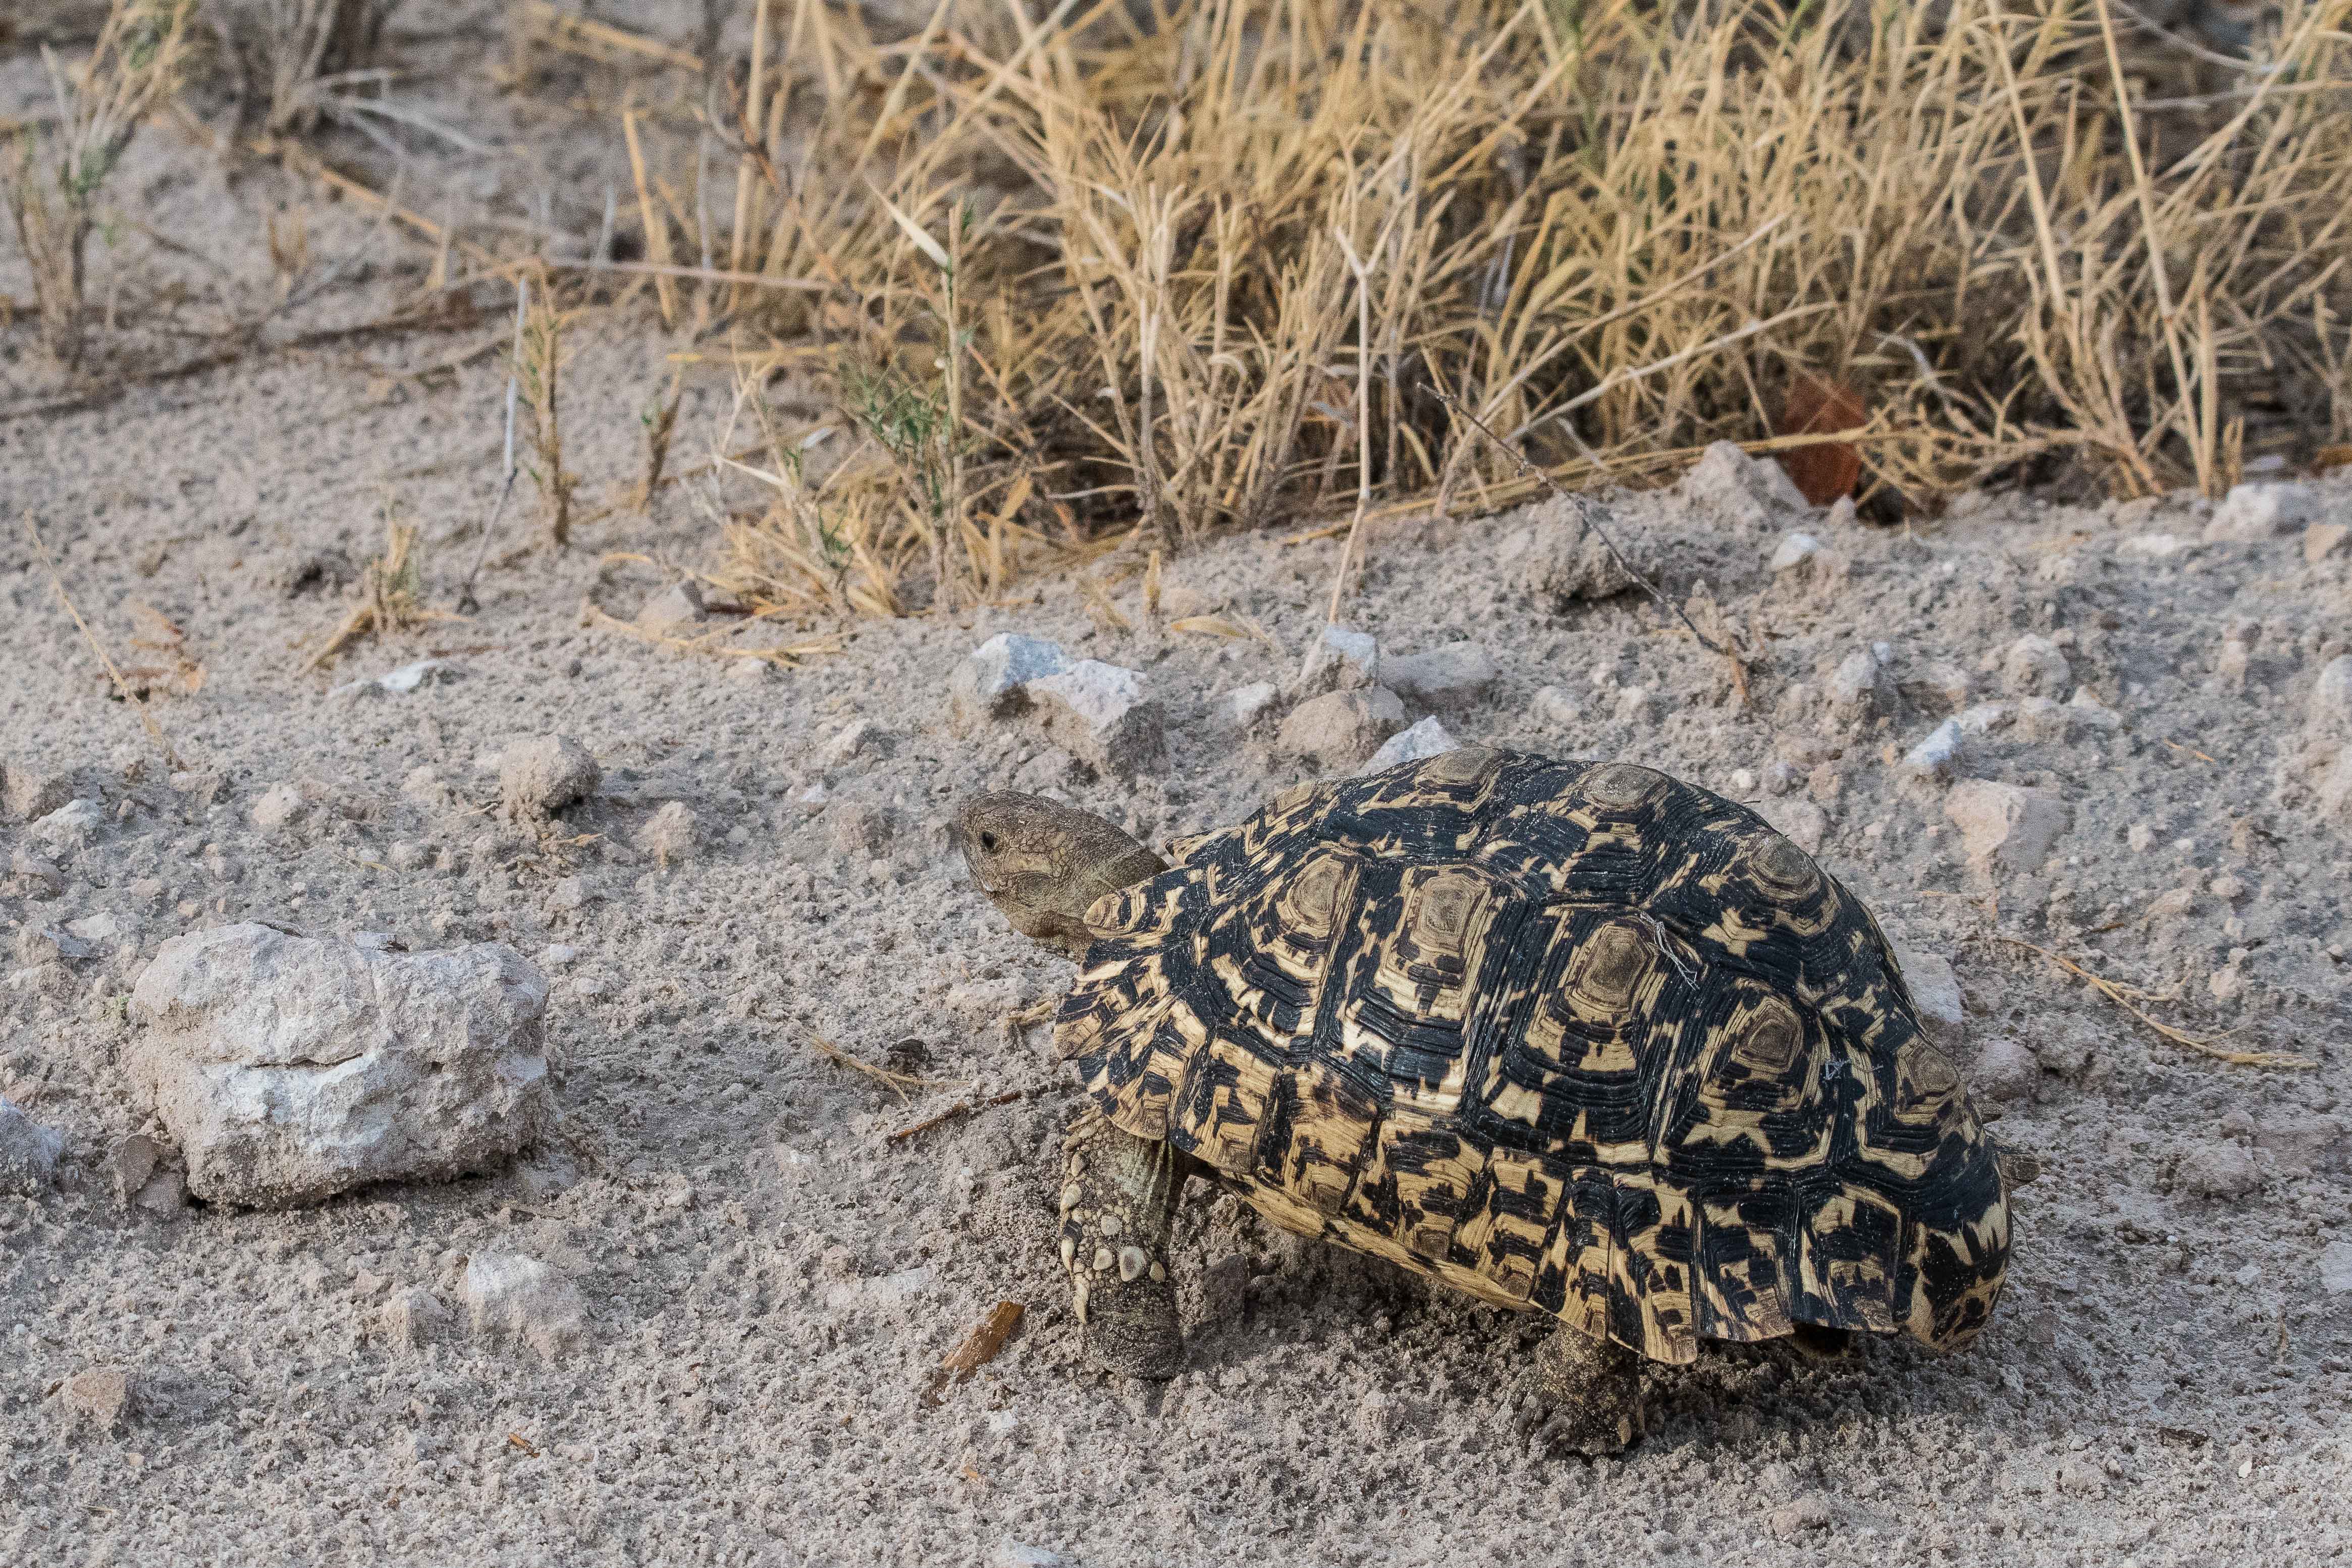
[
  {"left": 1058, "top": 1107, "right": 1186, "bottom": 1379},
  {"left": 1525, "top": 1326, "right": 1647, "bottom": 1456}
]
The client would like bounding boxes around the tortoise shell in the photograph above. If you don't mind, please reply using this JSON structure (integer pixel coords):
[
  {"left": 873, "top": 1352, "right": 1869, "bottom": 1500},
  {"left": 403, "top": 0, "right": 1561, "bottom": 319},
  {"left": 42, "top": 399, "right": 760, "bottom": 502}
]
[{"left": 1054, "top": 748, "right": 2010, "bottom": 1363}]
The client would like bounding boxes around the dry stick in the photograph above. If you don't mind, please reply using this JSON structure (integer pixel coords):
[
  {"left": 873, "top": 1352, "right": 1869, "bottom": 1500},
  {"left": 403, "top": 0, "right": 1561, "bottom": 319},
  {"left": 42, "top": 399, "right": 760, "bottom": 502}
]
[
  {"left": 1324, "top": 219, "right": 1379, "bottom": 624},
  {"left": 1993, "top": 935, "right": 2313, "bottom": 1070},
  {"left": 806, "top": 1034, "right": 959, "bottom": 1101},
  {"left": 457, "top": 278, "right": 529, "bottom": 612},
  {"left": 728, "top": 0, "right": 772, "bottom": 293},
  {"left": 886, "top": 1088, "right": 1030, "bottom": 1144},
  {"left": 2091, "top": 0, "right": 2212, "bottom": 498},
  {"left": 20, "top": 514, "right": 182, "bottom": 772},
  {"left": 1433, "top": 389, "right": 1728, "bottom": 659}
]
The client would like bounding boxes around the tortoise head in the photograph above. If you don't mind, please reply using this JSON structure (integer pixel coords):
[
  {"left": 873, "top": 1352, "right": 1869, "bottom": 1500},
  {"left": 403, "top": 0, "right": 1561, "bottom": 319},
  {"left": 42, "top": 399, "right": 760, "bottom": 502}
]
[{"left": 954, "top": 792, "right": 1168, "bottom": 954}]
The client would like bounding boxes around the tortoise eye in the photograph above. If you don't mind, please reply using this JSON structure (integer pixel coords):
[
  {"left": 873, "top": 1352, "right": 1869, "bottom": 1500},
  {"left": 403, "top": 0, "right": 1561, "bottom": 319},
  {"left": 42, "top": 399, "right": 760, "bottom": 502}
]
[{"left": 979, "top": 831, "right": 999, "bottom": 852}]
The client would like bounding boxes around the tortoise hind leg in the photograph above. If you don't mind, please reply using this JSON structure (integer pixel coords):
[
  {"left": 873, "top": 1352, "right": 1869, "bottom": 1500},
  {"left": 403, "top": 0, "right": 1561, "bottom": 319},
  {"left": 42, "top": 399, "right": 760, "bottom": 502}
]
[
  {"left": 1524, "top": 1326, "right": 1647, "bottom": 1456},
  {"left": 1059, "top": 1107, "right": 1187, "bottom": 1379}
]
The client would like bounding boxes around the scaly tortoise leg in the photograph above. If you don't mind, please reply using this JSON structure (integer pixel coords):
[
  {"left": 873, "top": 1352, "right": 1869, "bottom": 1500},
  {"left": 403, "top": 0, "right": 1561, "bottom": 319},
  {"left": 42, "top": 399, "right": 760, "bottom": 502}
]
[
  {"left": 1526, "top": 1326, "right": 1648, "bottom": 1456},
  {"left": 1058, "top": 1106, "right": 1187, "bottom": 1380}
]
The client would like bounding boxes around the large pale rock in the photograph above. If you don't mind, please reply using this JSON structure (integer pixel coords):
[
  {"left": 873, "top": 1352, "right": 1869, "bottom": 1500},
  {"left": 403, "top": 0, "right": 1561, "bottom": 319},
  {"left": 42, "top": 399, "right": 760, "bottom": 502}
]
[
  {"left": 1363, "top": 716, "right": 1459, "bottom": 773},
  {"left": 1677, "top": 441, "right": 1811, "bottom": 531},
  {"left": 1277, "top": 688, "right": 1406, "bottom": 770},
  {"left": 2205, "top": 480, "right": 2319, "bottom": 543},
  {"left": 461, "top": 1250, "right": 586, "bottom": 1358},
  {"left": 1945, "top": 781, "right": 2070, "bottom": 875},
  {"left": 1900, "top": 719, "right": 1965, "bottom": 787},
  {"left": 1497, "top": 506, "right": 1641, "bottom": 604},
  {"left": 128, "top": 925, "right": 551, "bottom": 1207},
  {"left": 1026, "top": 661, "right": 1166, "bottom": 778},
  {"left": 948, "top": 633, "right": 1073, "bottom": 729},
  {"left": 1297, "top": 625, "right": 1381, "bottom": 696},
  {"left": 499, "top": 735, "right": 601, "bottom": 820},
  {"left": 1383, "top": 644, "right": 1499, "bottom": 706},
  {"left": 1892, "top": 946, "right": 1966, "bottom": 1053}
]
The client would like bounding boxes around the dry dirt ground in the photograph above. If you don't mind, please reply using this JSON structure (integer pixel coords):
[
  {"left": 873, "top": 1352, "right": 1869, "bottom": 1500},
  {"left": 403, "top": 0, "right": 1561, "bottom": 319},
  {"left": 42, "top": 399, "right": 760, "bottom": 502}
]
[
  {"left": 5, "top": 309, "right": 2351, "bottom": 1564},
  {"left": 6, "top": 8, "right": 2352, "bottom": 1564}
]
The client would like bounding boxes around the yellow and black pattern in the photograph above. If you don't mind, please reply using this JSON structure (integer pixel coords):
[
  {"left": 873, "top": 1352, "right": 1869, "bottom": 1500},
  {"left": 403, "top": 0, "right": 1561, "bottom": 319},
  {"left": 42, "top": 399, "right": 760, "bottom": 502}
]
[{"left": 1058, "top": 748, "right": 2011, "bottom": 1363}]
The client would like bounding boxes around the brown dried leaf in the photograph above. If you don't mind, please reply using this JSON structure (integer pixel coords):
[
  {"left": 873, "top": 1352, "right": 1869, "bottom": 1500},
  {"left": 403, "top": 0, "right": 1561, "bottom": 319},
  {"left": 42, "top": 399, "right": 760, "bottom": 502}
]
[
  {"left": 922, "top": 1300, "right": 1025, "bottom": 1406},
  {"left": 1776, "top": 372, "right": 1865, "bottom": 505},
  {"left": 2314, "top": 444, "right": 2352, "bottom": 476}
]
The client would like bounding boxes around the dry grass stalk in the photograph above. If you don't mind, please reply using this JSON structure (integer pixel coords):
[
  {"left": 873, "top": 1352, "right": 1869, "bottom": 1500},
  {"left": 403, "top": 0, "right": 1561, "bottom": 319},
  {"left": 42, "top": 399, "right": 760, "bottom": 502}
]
[
  {"left": 1, "top": 0, "right": 195, "bottom": 371},
  {"left": 511, "top": 268, "right": 577, "bottom": 547},
  {"left": 305, "top": 511, "right": 461, "bottom": 670},
  {"left": 217, "top": 0, "right": 406, "bottom": 135},
  {"left": 596, "top": 0, "right": 2352, "bottom": 621},
  {"left": 1994, "top": 934, "right": 2315, "bottom": 1070},
  {"left": 20, "top": 512, "right": 184, "bottom": 770}
]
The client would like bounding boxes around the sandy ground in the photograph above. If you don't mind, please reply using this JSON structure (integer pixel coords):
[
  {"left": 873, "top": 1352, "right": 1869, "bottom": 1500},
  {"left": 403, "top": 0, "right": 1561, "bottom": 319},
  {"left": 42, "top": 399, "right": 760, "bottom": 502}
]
[
  {"left": 5, "top": 311, "right": 2351, "bottom": 1563},
  {"left": 6, "top": 6, "right": 2352, "bottom": 1563}
]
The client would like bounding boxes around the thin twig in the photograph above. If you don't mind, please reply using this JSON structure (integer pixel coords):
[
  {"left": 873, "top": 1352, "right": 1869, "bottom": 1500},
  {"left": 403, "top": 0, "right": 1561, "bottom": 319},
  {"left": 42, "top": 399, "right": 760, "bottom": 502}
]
[
  {"left": 1993, "top": 935, "right": 2314, "bottom": 1070},
  {"left": 458, "top": 278, "right": 529, "bottom": 612},
  {"left": 807, "top": 1034, "right": 959, "bottom": 1101},
  {"left": 886, "top": 1088, "right": 1029, "bottom": 1145}
]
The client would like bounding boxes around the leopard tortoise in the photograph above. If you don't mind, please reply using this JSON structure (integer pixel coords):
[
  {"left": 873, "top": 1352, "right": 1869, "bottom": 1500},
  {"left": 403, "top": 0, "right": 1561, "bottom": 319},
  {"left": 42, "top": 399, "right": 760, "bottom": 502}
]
[{"left": 956, "top": 748, "right": 2016, "bottom": 1452}]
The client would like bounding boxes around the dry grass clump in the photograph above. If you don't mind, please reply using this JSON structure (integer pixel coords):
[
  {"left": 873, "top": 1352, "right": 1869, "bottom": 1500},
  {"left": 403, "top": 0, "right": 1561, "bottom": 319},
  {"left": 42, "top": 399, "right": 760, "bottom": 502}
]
[
  {"left": 210, "top": 0, "right": 407, "bottom": 135},
  {"left": 603, "top": 0, "right": 2352, "bottom": 615},
  {"left": 2, "top": 0, "right": 196, "bottom": 371}
]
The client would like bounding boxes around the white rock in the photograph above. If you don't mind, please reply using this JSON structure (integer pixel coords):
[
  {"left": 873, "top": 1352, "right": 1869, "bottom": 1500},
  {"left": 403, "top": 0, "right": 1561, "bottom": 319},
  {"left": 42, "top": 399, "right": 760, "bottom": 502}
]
[
  {"left": 1026, "top": 661, "right": 1166, "bottom": 778},
  {"left": 948, "top": 633, "right": 1073, "bottom": 730},
  {"left": 1893, "top": 947, "right": 1965, "bottom": 1053},
  {"left": 381, "top": 659, "right": 462, "bottom": 694},
  {"left": 1945, "top": 781, "right": 2070, "bottom": 875},
  {"left": 635, "top": 581, "right": 708, "bottom": 633},
  {"left": 5, "top": 766, "right": 73, "bottom": 823},
  {"left": 2205, "top": 480, "right": 2319, "bottom": 543},
  {"left": 2175, "top": 1141, "right": 2261, "bottom": 1200},
  {"left": 1531, "top": 686, "right": 1579, "bottom": 728},
  {"left": 1277, "top": 688, "right": 1407, "bottom": 769},
  {"left": 1756, "top": 798, "right": 1828, "bottom": 855},
  {"left": 990, "top": 1544, "right": 1065, "bottom": 1568},
  {"left": 1971, "top": 1036, "right": 2038, "bottom": 1103},
  {"left": 65, "top": 911, "right": 128, "bottom": 945},
  {"left": 1769, "top": 531, "right": 1825, "bottom": 572},
  {"left": 1222, "top": 681, "right": 1280, "bottom": 727},
  {"left": 2308, "top": 656, "right": 2352, "bottom": 745},
  {"left": 1955, "top": 702, "right": 2012, "bottom": 736},
  {"left": 1364, "top": 717, "right": 1460, "bottom": 773},
  {"left": 2117, "top": 531, "right": 2190, "bottom": 559},
  {"left": 1901, "top": 719, "right": 1965, "bottom": 786},
  {"left": 819, "top": 719, "right": 883, "bottom": 767},
  {"left": 1497, "top": 509, "right": 1641, "bottom": 604},
  {"left": 2320, "top": 1241, "right": 2352, "bottom": 1295},
  {"left": 1915, "top": 662, "right": 1974, "bottom": 711},
  {"left": 1678, "top": 440, "right": 1812, "bottom": 530},
  {"left": 461, "top": 1251, "right": 586, "bottom": 1358},
  {"left": 379, "top": 1286, "right": 456, "bottom": 1350},
  {"left": 333, "top": 659, "right": 464, "bottom": 701},
  {"left": 1297, "top": 625, "right": 1382, "bottom": 696},
  {"left": 2065, "top": 689, "right": 2124, "bottom": 733},
  {"left": 0, "top": 1098, "right": 65, "bottom": 1194},
  {"left": 1826, "top": 647, "right": 1895, "bottom": 721},
  {"left": 2001, "top": 634, "right": 2072, "bottom": 697},
  {"left": 127, "top": 924, "right": 552, "bottom": 1207},
  {"left": 499, "top": 734, "right": 601, "bottom": 819},
  {"left": 30, "top": 798, "right": 103, "bottom": 849},
  {"left": 250, "top": 783, "right": 307, "bottom": 830},
  {"left": 1383, "top": 643, "right": 1499, "bottom": 706}
]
